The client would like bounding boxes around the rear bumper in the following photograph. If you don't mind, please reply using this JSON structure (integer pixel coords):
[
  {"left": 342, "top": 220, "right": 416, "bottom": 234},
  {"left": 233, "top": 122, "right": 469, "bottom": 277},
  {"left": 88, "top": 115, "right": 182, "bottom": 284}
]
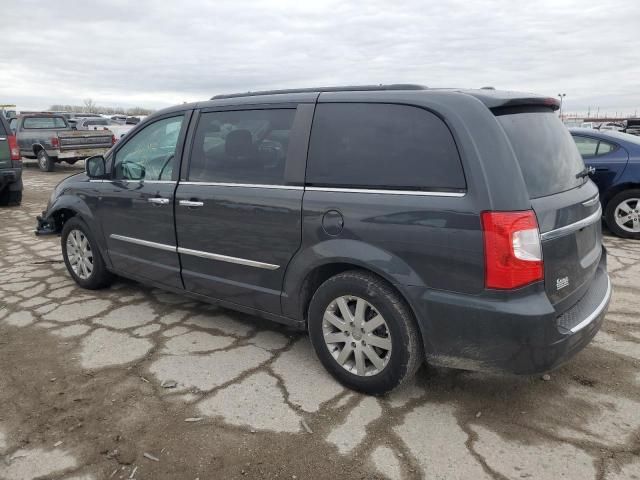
[
  {"left": 0, "top": 167, "right": 22, "bottom": 191},
  {"left": 407, "top": 250, "right": 610, "bottom": 374},
  {"left": 57, "top": 148, "right": 109, "bottom": 160}
]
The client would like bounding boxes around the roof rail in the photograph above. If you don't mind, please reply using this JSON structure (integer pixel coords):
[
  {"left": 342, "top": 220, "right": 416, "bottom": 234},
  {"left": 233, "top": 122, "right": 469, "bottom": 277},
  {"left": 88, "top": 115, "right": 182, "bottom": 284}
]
[{"left": 211, "top": 84, "right": 428, "bottom": 100}]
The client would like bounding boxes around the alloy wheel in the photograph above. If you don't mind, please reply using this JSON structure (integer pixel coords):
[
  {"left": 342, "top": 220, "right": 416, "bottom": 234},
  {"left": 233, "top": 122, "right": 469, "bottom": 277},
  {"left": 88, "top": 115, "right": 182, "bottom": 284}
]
[
  {"left": 66, "top": 229, "right": 94, "bottom": 280},
  {"left": 614, "top": 198, "right": 640, "bottom": 233},
  {"left": 322, "top": 295, "right": 392, "bottom": 376}
]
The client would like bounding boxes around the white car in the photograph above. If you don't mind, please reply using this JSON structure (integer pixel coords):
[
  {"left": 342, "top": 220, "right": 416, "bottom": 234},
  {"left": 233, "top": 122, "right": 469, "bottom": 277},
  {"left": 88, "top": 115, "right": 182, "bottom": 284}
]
[{"left": 75, "top": 117, "right": 134, "bottom": 140}]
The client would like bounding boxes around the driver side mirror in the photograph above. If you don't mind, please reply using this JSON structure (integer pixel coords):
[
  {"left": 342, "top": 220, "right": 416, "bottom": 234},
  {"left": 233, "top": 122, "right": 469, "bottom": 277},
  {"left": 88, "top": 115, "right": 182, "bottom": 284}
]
[{"left": 85, "top": 155, "right": 107, "bottom": 179}]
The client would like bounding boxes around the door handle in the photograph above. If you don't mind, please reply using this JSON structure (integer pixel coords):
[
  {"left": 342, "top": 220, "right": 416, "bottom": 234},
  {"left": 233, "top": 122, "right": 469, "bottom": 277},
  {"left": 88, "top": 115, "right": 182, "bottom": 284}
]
[
  {"left": 179, "top": 200, "right": 204, "bottom": 208},
  {"left": 148, "top": 197, "right": 170, "bottom": 205}
]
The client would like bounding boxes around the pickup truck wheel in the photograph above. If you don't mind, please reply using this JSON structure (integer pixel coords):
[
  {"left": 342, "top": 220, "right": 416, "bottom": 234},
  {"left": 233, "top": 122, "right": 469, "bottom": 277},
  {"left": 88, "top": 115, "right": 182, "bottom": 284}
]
[
  {"left": 308, "top": 270, "right": 423, "bottom": 395},
  {"left": 65, "top": 159, "right": 78, "bottom": 165},
  {"left": 37, "top": 149, "right": 54, "bottom": 172},
  {"left": 605, "top": 189, "right": 640, "bottom": 240},
  {"left": 61, "top": 217, "right": 114, "bottom": 289}
]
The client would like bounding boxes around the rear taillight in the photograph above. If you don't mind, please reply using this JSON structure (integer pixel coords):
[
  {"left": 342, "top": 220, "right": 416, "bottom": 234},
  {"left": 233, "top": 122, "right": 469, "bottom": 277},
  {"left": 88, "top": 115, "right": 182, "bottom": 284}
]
[
  {"left": 7, "top": 135, "right": 20, "bottom": 161},
  {"left": 481, "top": 210, "right": 543, "bottom": 289},
  {"left": 111, "top": 135, "right": 116, "bottom": 145},
  {"left": 51, "top": 137, "right": 60, "bottom": 148}
]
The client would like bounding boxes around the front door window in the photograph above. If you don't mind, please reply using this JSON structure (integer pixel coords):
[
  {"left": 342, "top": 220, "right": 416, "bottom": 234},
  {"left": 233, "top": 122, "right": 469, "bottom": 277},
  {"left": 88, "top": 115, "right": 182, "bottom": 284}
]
[{"left": 114, "top": 116, "right": 184, "bottom": 181}]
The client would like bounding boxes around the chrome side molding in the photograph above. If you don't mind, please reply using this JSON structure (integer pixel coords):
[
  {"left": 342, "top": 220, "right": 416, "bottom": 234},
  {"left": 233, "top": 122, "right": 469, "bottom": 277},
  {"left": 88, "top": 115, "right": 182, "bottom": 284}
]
[
  {"left": 177, "top": 247, "right": 280, "bottom": 270},
  {"left": 109, "top": 234, "right": 279, "bottom": 270},
  {"left": 110, "top": 234, "right": 177, "bottom": 252}
]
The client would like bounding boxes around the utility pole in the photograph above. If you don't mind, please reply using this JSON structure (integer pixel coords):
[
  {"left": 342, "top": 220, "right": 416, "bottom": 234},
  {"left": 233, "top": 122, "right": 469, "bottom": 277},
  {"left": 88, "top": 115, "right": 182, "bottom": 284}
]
[{"left": 558, "top": 93, "right": 566, "bottom": 120}]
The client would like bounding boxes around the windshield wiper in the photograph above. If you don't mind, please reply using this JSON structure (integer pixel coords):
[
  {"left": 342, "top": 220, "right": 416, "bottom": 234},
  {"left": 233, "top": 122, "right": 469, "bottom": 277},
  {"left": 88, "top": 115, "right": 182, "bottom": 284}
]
[{"left": 576, "top": 166, "right": 595, "bottom": 179}]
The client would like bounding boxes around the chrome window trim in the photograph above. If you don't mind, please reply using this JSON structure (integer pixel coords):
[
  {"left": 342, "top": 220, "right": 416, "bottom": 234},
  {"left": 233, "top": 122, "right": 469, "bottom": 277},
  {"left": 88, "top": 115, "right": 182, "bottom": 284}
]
[
  {"left": 180, "top": 181, "right": 303, "bottom": 191},
  {"left": 305, "top": 186, "right": 466, "bottom": 197},
  {"left": 569, "top": 274, "right": 611, "bottom": 333},
  {"left": 177, "top": 247, "right": 280, "bottom": 270},
  {"left": 89, "top": 180, "right": 176, "bottom": 184},
  {"left": 110, "top": 234, "right": 177, "bottom": 252},
  {"left": 540, "top": 205, "right": 602, "bottom": 242}
]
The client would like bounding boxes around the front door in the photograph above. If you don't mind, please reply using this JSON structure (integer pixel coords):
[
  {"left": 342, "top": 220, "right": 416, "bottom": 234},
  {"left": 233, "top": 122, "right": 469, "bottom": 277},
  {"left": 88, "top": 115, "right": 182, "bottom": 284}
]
[
  {"left": 98, "top": 113, "right": 189, "bottom": 289},
  {"left": 174, "top": 107, "right": 307, "bottom": 314}
]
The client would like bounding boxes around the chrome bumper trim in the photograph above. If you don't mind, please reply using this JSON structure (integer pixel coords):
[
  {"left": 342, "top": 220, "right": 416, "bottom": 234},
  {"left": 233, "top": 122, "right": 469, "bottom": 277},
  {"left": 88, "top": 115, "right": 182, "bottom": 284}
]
[{"left": 570, "top": 274, "right": 611, "bottom": 333}]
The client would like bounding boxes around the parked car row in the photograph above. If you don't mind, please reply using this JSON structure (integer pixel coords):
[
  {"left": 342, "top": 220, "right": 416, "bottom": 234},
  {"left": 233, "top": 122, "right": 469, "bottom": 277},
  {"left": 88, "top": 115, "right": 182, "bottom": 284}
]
[
  {"left": 36, "top": 85, "right": 612, "bottom": 394},
  {"left": 72, "top": 117, "right": 134, "bottom": 139},
  {"left": 14, "top": 113, "right": 115, "bottom": 172}
]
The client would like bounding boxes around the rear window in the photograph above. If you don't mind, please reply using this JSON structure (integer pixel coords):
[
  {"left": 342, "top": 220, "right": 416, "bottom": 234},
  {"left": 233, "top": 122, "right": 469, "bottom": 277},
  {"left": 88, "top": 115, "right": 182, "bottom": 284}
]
[
  {"left": 496, "top": 110, "right": 585, "bottom": 198},
  {"left": 306, "top": 103, "right": 466, "bottom": 191},
  {"left": 23, "top": 117, "right": 67, "bottom": 129}
]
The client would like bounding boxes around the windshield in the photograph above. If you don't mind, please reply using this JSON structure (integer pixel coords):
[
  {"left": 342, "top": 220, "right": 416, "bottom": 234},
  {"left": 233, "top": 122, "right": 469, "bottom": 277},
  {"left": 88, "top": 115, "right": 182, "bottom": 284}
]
[
  {"left": 23, "top": 116, "right": 68, "bottom": 129},
  {"left": 497, "top": 110, "right": 585, "bottom": 199}
]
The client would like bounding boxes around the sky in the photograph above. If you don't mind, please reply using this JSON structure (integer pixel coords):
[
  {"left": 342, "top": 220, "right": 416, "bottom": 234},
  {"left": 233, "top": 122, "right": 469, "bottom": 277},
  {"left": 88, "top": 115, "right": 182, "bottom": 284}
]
[{"left": 1, "top": 0, "right": 639, "bottom": 117}]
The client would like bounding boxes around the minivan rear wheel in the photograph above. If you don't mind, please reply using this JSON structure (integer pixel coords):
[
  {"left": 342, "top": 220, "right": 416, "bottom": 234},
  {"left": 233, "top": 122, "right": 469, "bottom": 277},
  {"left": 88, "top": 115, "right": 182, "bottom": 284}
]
[
  {"left": 61, "top": 217, "right": 114, "bottom": 289},
  {"left": 605, "top": 189, "right": 640, "bottom": 239},
  {"left": 308, "top": 270, "right": 423, "bottom": 394}
]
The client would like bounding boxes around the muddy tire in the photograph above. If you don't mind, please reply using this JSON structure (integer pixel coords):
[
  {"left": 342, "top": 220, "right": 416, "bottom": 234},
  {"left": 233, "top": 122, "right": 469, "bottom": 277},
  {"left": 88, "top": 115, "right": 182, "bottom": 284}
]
[
  {"left": 37, "top": 149, "right": 55, "bottom": 172},
  {"left": 61, "top": 217, "right": 114, "bottom": 289},
  {"left": 308, "top": 270, "right": 423, "bottom": 395}
]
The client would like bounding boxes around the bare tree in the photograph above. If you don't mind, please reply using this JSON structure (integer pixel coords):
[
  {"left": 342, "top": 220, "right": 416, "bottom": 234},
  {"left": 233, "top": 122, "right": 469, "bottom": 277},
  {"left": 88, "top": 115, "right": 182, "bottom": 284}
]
[{"left": 83, "top": 98, "right": 98, "bottom": 113}]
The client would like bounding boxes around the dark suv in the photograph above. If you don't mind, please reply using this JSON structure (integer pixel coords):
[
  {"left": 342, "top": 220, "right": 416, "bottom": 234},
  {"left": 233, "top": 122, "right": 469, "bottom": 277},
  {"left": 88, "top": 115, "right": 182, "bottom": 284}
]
[
  {"left": 0, "top": 115, "right": 22, "bottom": 206},
  {"left": 36, "top": 85, "right": 611, "bottom": 394}
]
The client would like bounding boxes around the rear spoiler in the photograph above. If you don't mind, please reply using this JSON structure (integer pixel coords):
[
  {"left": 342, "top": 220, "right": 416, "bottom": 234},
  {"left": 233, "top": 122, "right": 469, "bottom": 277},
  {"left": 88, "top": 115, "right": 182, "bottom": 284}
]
[{"left": 462, "top": 90, "right": 560, "bottom": 111}]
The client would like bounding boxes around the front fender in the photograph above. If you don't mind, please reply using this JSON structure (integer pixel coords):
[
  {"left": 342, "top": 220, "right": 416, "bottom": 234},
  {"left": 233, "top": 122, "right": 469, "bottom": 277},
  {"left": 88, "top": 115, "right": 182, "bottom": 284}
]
[
  {"left": 281, "top": 238, "right": 426, "bottom": 320},
  {"left": 37, "top": 194, "right": 111, "bottom": 268}
]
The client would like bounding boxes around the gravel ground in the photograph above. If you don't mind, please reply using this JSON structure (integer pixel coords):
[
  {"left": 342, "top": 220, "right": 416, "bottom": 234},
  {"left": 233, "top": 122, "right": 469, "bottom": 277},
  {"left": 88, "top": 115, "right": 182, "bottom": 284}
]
[{"left": 0, "top": 164, "right": 639, "bottom": 480}]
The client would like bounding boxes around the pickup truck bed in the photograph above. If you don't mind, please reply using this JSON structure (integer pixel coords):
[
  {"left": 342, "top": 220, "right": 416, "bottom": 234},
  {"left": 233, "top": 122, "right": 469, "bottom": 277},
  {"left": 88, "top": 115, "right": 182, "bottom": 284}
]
[{"left": 16, "top": 114, "right": 114, "bottom": 171}]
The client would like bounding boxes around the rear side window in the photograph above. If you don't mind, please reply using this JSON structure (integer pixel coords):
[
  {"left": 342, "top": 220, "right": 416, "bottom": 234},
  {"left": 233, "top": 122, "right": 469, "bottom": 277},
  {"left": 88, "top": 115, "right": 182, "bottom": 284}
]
[
  {"left": 573, "top": 136, "right": 599, "bottom": 156},
  {"left": 572, "top": 135, "right": 616, "bottom": 157},
  {"left": 306, "top": 103, "right": 465, "bottom": 191},
  {"left": 496, "top": 110, "right": 585, "bottom": 198},
  {"left": 188, "top": 109, "right": 295, "bottom": 185},
  {"left": 23, "top": 117, "right": 67, "bottom": 129}
]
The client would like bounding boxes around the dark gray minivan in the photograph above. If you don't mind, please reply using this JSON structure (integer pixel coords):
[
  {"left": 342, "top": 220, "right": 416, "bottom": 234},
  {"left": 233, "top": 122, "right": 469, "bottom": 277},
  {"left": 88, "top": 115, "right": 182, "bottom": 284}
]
[{"left": 36, "top": 85, "right": 611, "bottom": 394}]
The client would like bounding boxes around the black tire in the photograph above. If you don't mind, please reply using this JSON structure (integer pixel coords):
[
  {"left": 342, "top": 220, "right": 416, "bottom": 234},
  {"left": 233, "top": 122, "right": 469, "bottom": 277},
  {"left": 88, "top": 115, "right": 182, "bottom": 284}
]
[
  {"left": 65, "top": 159, "right": 78, "bottom": 165},
  {"left": 308, "top": 270, "right": 423, "bottom": 395},
  {"left": 37, "top": 149, "right": 55, "bottom": 172},
  {"left": 61, "top": 217, "right": 114, "bottom": 289},
  {"left": 0, "top": 189, "right": 21, "bottom": 206},
  {"left": 604, "top": 189, "right": 640, "bottom": 239}
]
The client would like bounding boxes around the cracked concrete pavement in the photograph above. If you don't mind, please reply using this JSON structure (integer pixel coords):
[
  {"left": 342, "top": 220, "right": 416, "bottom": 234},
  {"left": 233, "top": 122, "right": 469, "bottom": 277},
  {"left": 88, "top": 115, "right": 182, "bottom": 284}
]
[{"left": 0, "top": 165, "right": 639, "bottom": 479}]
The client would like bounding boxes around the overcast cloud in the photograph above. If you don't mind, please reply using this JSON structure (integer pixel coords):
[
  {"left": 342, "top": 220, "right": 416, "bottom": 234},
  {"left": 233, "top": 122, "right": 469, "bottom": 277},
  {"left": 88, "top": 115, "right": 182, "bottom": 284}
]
[{"left": 1, "top": 0, "right": 639, "bottom": 116}]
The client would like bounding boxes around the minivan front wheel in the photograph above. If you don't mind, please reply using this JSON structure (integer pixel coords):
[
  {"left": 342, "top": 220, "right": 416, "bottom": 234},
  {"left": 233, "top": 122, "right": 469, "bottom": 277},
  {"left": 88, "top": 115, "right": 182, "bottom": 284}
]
[
  {"left": 308, "top": 271, "right": 423, "bottom": 394},
  {"left": 605, "top": 189, "right": 640, "bottom": 239},
  {"left": 61, "top": 217, "right": 113, "bottom": 289}
]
